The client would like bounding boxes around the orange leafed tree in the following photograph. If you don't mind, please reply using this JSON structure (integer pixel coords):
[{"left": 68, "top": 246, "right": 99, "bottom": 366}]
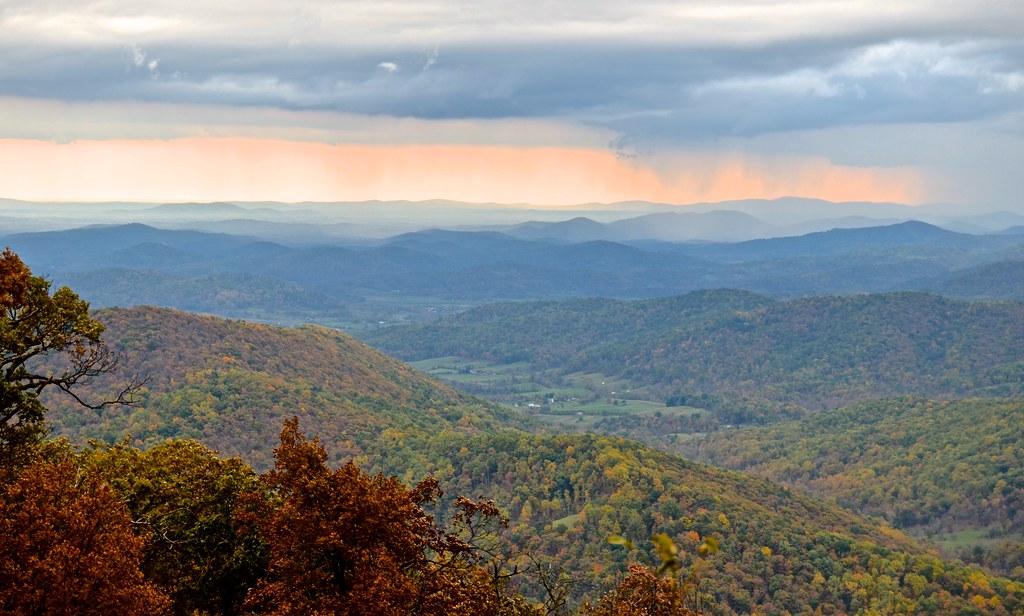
[
  {"left": 0, "top": 459, "right": 170, "bottom": 615},
  {"left": 583, "top": 565, "right": 698, "bottom": 616},
  {"left": 242, "top": 418, "right": 520, "bottom": 616}
]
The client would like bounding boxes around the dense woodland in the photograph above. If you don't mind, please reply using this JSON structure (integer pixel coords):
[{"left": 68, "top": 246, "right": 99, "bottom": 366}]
[
  {"left": 369, "top": 291, "right": 1024, "bottom": 418},
  {"left": 383, "top": 430, "right": 1024, "bottom": 614},
  {"left": 911, "top": 261, "right": 1024, "bottom": 301},
  {"left": 688, "top": 398, "right": 1024, "bottom": 578},
  {"left": 0, "top": 246, "right": 1016, "bottom": 614},
  {"left": 43, "top": 305, "right": 522, "bottom": 470}
]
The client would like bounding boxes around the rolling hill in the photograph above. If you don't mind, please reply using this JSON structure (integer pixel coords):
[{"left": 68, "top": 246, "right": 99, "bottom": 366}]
[
  {"left": 504, "top": 216, "right": 612, "bottom": 242},
  {"left": 671, "top": 221, "right": 988, "bottom": 262},
  {"left": 686, "top": 398, "right": 1024, "bottom": 578},
  {"left": 607, "top": 210, "right": 774, "bottom": 242},
  {"left": 688, "top": 397, "right": 1024, "bottom": 534},
  {"left": 144, "top": 202, "right": 255, "bottom": 218},
  {"left": 37, "top": 309, "right": 1023, "bottom": 613},
  {"left": 367, "top": 291, "right": 1024, "bottom": 416},
  {"left": 911, "top": 260, "right": 1024, "bottom": 301},
  {"left": 503, "top": 210, "right": 777, "bottom": 243},
  {"left": 2, "top": 223, "right": 258, "bottom": 272},
  {"left": 43, "top": 306, "right": 521, "bottom": 469},
  {"left": 409, "top": 430, "right": 1023, "bottom": 613},
  {"left": 52, "top": 269, "right": 351, "bottom": 321}
]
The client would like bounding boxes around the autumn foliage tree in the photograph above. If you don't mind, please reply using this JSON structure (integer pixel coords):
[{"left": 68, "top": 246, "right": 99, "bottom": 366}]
[
  {"left": 582, "top": 565, "right": 697, "bottom": 616},
  {"left": 242, "top": 418, "right": 530, "bottom": 616},
  {"left": 0, "top": 457, "right": 170, "bottom": 614},
  {"left": 585, "top": 532, "right": 720, "bottom": 616},
  {"left": 0, "top": 248, "right": 137, "bottom": 469}
]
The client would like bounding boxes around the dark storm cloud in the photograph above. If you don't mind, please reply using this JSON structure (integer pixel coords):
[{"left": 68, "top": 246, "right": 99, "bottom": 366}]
[{"left": 1, "top": 1, "right": 1022, "bottom": 144}]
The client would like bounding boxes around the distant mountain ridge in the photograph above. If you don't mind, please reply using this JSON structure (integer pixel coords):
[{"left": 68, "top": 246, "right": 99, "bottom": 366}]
[
  {"left": 6, "top": 220, "right": 1024, "bottom": 325},
  {"left": 6, "top": 195, "right": 1024, "bottom": 241},
  {"left": 496, "top": 207, "right": 1021, "bottom": 244},
  {"left": 676, "top": 220, "right": 968, "bottom": 261},
  {"left": 503, "top": 210, "right": 776, "bottom": 242},
  {"left": 609, "top": 209, "right": 775, "bottom": 242},
  {"left": 505, "top": 216, "right": 610, "bottom": 241},
  {"left": 146, "top": 202, "right": 252, "bottom": 215}
]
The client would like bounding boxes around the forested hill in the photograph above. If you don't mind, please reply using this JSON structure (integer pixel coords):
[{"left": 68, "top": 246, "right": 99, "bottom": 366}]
[
  {"left": 44, "top": 306, "right": 523, "bottom": 468},
  {"left": 672, "top": 220, "right": 969, "bottom": 261},
  {"left": 912, "top": 260, "right": 1024, "bottom": 301},
  {"left": 395, "top": 430, "right": 1024, "bottom": 614},
  {"left": 371, "top": 289, "right": 774, "bottom": 367},
  {"left": 689, "top": 397, "right": 1024, "bottom": 533},
  {"left": 367, "top": 291, "right": 1024, "bottom": 412},
  {"left": 36, "top": 306, "right": 1024, "bottom": 613},
  {"left": 687, "top": 398, "right": 1024, "bottom": 578}
]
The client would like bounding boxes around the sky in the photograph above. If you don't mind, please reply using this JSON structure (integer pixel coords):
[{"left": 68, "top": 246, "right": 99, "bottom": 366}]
[{"left": 1, "top": 1, "right": 1022, "bottom": 209}]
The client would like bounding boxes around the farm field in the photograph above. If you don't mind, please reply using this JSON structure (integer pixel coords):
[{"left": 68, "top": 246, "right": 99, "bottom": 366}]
[{"left": 409, "top": 356, "right": 708, "bottom": 437}]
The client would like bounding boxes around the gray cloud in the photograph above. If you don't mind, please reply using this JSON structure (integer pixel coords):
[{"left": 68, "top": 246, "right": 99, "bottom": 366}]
[
  {"left": 3, "top": 36, "right": 1022, "bottom": 141},
  {"left": 2, "top": 1, "right": 1024, "bottom": 207}
]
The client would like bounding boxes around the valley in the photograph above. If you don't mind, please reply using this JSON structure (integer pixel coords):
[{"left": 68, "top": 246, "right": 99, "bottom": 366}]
[
  {"left": 407, "top": 356, "right": 709, "bottom": 440},
  {"left": 5, "top": 203, "right": 1024, "bottom": 614},
  {"left": 33, "top": 303, "right": 1024, "bottom": 614},
  {"left": 367, "top": 291, "right": 1024, "bottom": 583}
]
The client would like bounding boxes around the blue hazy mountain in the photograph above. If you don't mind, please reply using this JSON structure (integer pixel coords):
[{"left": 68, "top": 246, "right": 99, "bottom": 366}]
[{"left": 5, "top": 220, "right": 1023, "bottom": 325}]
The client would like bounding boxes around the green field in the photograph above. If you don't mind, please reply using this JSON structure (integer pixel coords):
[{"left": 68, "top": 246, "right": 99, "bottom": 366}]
[
  {"left": 409, "top": 357, "right": 657, "bottom": 406},
  {"left": 409, "top": 356, "right": 708, "bottom": 441},
  {"left": 550, "top": 512, "right": 582, "bottom": 530},
  {"left": 931, "top": 528, "right": 1023, "bottom": 553},
  {"left": 408, "top": 356, "right": 561, "bottom": 400},
  {"left": 409, "top": 356, "right": 533, "bottom": 383},
  {"left": 542, "top": 399, "right": 697, "bottom": 416}
]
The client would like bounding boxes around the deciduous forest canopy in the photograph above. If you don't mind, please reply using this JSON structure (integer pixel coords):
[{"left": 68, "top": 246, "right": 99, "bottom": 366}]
[{"left": 3, "top": 250, "right": 1023, "bottom": 615}]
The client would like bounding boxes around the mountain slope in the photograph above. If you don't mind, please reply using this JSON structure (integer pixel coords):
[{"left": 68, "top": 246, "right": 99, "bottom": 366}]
[
  {"left": 912, "top": 260, "right": 1024, "bottom": 301},
  {"left": 39, "top": 307, "right": 1024, "bottom": 613},
  {"left": 504, "top": 217, "right": 611, "bottom": 242},
  {"left": 45, "top": 306, "right": 521, "bottom": 468},
  {"left": 607, "top": 210, "right": 775, "bottom": 242},
  {"left": 402, "top": 431, "right": 1024, "bottom": 613},
  {"left": 689, "top": 398, "right": 1024, "bottom": 530},
  {"left": 678, "top": 221, "right": 978, "bottom": 262},
  {"left": 503, "top": 210, "right": 777, "bottom": 243},
  {"left": 10, "top": 222, "right": 1024, "bottom": 322},
  {"left": 369, "top": 289, "right": 772, "bottom": 367},
  {"left": 3, "top": 223, "right": 259, "bottom": 272},
  {"left": 53, "top": 269, "right": 350, "bottom": 320},
  {"left": 686, "top": 398, "right": 1024, "bottom": 577},
  {"left": 367, "top": 291, "right": 1024, "bottom": 414}
]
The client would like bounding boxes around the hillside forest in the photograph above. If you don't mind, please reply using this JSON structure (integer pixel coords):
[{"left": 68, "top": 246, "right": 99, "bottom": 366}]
[{"left": 3, "top": 248, "right": 1024, "bottom": 615}]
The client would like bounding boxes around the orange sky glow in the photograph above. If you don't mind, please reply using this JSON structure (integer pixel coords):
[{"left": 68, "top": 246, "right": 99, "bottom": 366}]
[{"left": 0, "top": 138, "right": 926, "bottom": 205}]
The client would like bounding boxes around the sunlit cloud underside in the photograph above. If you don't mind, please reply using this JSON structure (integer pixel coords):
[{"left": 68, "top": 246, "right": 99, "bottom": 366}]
[
  {"left": 0, "top": 138, "right": 924, "bottom": 205},
  {"left": 2, "top": 1, "right": 1021, "bottom": 207}
]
